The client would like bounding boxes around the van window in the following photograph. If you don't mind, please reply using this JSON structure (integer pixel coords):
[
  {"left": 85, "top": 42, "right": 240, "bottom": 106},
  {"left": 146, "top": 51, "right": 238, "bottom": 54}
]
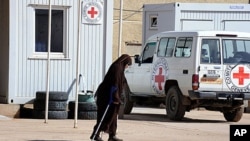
[
  {"left": 223, "top": 39, "right": 250, "bottom": 63},
  {"left": 175, "top": 37, "right": 192, "bottom": 57},
  {"left": 200, "top": 39, "right": 220, "bottom": 64},
  {"left": 141, "top": 42, "right": 156, "bottom": 63},
  {"left": 157, "top": 37, "right": 176, "bottom": 57}
]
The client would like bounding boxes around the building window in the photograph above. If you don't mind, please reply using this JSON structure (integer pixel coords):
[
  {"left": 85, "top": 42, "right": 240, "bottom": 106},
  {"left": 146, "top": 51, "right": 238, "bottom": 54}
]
[
  {"left": 34, "top": 8, "right": 67, "bottom": 58},
  {"left": 150, "top": 15, "right": 158, "bottom": 29}
]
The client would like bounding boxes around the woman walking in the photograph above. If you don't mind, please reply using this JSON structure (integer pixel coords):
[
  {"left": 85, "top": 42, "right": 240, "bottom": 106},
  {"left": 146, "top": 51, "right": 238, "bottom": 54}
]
[{"left": 90, "top": 54, "right": 132, "bottom": 141}]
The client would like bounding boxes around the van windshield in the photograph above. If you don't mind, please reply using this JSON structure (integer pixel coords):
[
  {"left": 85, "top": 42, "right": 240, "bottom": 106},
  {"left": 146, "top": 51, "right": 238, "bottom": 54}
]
[{"left": 141, "top": 42, "right": 157, "bottom": 63}]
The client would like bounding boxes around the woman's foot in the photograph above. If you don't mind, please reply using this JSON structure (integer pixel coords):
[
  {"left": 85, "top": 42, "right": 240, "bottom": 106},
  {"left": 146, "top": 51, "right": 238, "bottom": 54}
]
[
  {"left": 90, "top": 134, "right": 104, "bottom": 141},
  {"left": 108, "top": 136, "right": 123, "bottom": 141}
]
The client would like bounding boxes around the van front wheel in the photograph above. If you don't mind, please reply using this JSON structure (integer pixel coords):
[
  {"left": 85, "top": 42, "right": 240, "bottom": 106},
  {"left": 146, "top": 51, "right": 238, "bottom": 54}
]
[
  {"left": 166, "top": 86, "right": 186, "bottom": 121},
  {"left": 123, "top": 83, "right": 134, "bottom": 114}
]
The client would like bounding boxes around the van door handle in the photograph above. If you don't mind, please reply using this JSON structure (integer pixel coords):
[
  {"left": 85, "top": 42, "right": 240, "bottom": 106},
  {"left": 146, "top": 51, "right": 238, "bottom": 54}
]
[{"left": 183, "top": 70, "right": 188, "bottom": 74}]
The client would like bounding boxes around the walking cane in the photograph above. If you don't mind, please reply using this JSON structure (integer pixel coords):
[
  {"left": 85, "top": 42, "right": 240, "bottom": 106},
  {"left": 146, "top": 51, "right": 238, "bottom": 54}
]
[{"left": 91, "top": 86, "right": 117, "bottom": 141}]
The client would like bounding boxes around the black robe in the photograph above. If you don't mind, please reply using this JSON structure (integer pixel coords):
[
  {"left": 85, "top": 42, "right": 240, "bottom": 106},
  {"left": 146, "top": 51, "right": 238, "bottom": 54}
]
[{"left": 91, "top": 54, "right": 132, "bottom": 137}]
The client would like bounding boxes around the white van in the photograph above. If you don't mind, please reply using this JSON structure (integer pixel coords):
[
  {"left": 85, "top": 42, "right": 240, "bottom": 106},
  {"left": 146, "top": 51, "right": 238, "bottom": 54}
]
[{"left": 124, "top": 30, "right": 250, "bottom": 122}]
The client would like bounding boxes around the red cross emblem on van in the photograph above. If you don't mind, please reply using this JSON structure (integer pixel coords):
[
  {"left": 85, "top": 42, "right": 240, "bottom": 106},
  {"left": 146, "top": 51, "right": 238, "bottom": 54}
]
[
  {"left": 152, "top": 58, "right": 168, "bottom": 94},
  {"left": 155, "top": 67, "right": 165, "bottom": 90},
  {"left": 233, "top": 66, "right": 250, "bottom": 85}
]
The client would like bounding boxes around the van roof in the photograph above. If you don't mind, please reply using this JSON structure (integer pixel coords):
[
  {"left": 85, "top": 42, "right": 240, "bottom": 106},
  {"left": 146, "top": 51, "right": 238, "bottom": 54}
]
[{"left": 147, "top": 30, "right": 250, "bottom": 41}]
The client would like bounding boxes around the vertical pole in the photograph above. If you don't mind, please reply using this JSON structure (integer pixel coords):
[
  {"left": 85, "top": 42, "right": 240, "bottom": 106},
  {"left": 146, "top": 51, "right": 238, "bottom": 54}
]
[
  {"left": 118, "top": 0, "right": 123, "bottom": 57},
  {"left": 45, "top": 0, "right": 52, "bottom": 123},
  {"left": 74, "top": 0, "right": 82, "bottom": 128}
]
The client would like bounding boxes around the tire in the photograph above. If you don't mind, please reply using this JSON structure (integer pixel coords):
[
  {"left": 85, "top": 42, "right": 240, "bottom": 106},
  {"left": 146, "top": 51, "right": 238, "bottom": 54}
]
[
  {"left": 33, "top": 100, "right": 67, "bottom": 111},
  {"left": 165, "top": 86, "right": 186, "bottom": 121},
  {"left": 36, "top": 91, "right": 68, "bottom": 101},
  {"left": 68, "top": 111, "right": 97, "bottom": 119},
  {"left": 123, "top": 84, "right": 134, "bottom": 114},
  {"left": 78, "top": 111, "right": 97, "bottom": 119},
  {"left": 68, "top": 101, "right": 97, "bottom": 111},
  {"left": 223, "top": 106, "right": 244, "bottom": 122},
  {"left": 32, "top": 110, "right": 68, "bottom": 119}
]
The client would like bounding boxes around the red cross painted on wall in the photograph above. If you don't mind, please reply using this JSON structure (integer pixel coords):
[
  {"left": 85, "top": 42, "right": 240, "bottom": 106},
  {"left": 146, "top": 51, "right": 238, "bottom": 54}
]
[
  {"left": 155, "top": 67, "right": 165, "bottom": 90},
  {"left": 233, "top": 66, "right": 250, "bottom": 85},
  {"left": 88, "top": 7, "right": 98, "bottom": 18}
]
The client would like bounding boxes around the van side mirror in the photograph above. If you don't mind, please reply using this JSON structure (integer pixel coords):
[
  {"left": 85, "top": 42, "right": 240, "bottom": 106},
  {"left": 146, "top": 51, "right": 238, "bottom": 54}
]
[{"left": 134, "top": 54, "right": 140, "bottom": 63}]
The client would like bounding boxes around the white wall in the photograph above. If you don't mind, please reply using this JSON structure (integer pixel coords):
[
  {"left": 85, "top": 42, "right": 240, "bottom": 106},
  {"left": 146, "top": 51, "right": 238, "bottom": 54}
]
[
  {"left": 143, "top": 2, "right": 250, "bottom": 44},
  {"left": 5, "top": 0, "right": 113, "bottom": 104}
]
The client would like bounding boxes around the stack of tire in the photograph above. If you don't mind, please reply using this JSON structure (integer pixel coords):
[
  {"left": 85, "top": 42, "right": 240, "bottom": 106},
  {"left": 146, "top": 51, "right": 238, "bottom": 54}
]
[
  {"left": 33, "top": 91, "right": 69, "bottom": 119},
  {"left": 68, "top": 90, "right": 97, "bottom": 119}
]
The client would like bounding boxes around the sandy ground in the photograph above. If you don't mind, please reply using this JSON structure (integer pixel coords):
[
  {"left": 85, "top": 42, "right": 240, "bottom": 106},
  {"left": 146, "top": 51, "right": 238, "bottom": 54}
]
[{"left": 0, "top": 106, "right": 250, "bottom": 141}]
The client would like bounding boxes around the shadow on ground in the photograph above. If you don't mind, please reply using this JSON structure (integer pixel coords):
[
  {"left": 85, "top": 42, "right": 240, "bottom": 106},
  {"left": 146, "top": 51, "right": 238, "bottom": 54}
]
[
  {"left": 122, "top": 106, "right": 226, "bottom": 123},
  {"left": 28, "top": 140, "right": 71, "bottom": 141}
]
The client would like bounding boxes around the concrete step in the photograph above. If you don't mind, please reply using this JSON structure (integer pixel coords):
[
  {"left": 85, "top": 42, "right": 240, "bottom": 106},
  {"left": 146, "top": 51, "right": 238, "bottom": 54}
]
[
  {"left": 0, "top": 104, "right": 20, "bottom": 118},
  {"left": 0, "top": 104, "right": 34, "bottom": 118}
]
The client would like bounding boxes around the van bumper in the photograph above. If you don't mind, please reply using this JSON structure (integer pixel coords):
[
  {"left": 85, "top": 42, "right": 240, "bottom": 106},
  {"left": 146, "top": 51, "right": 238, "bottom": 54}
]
[{"left": 188, "top": 90, "right": 250, "bottom": 100}]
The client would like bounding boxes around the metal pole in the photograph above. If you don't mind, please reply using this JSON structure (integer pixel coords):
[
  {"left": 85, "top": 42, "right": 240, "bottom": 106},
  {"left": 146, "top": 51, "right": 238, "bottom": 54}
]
[
  {"left": 118, "top": 0, "right": 123, "bottom": 57},
  {"left": 74, "top": 0, "right": 82, "bottom": 128},
  {"left": 45, "top": 0, "right": 52, "bottom": 123}
]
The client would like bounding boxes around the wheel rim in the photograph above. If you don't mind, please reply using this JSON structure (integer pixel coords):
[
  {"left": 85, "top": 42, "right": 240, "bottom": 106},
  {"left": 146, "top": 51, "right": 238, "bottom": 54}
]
[{"left": 169, "top": 95, "right": 177, "bottom": 112}]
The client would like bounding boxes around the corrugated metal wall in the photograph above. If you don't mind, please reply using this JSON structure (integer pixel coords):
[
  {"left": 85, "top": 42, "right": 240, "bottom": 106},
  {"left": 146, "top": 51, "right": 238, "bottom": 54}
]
[
  {"left": 143, "top": 3, "right": 250, "bottom": 44},
  {"left": 8, "top": 0, "right": 109, "bottom": 104},
  {"left": 180, "top": 11, "right": 250, "bottom": 30}
]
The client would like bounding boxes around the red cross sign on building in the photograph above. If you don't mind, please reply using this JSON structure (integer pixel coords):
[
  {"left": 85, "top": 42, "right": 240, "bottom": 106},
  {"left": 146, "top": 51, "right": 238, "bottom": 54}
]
[
  {"left": 82, "top": 1, "right": 103, "bottom": 24},
  {"left": 88, "top": 7, "right": 98, "bottom": 18}
]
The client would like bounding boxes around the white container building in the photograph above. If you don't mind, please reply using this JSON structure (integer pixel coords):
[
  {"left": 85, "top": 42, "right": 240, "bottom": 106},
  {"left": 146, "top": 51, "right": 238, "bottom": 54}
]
[
  {"left": 143, "top": 2, "right": 250, "bottom": 44},
  {"left": 0, "top": 0, "right": 113, "bottom": 104}
]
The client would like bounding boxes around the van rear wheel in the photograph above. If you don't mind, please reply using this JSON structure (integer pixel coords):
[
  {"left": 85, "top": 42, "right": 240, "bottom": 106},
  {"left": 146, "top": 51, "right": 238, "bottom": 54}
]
[
  {"left": 223, "top": 106, "right": 243, "bottom": 122},
  {"left": 123, "top": 83, "right": 134, "bottom": 114},
  {"left": 166, "top": 86, "right": 186, "bottom": 121}
]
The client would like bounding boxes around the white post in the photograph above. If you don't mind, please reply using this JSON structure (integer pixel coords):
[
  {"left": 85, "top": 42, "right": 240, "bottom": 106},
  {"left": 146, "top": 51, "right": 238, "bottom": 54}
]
[
  {"left": 74, "top": 0, "right": 82, "bottom": 128},
  {"left": 118, "top": 0, "right": 123, "bottom": 57},
  {"left": 45, "top": 0, "right": 52, "bottom": 123}
]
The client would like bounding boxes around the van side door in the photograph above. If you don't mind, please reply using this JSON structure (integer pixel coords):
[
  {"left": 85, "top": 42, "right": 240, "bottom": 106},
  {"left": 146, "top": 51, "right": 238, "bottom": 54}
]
[
  {"left": 199, "top": 38, "right": 223, "bottom": 91},
  {"left": 125, "top": 42, "right": 157, "bottom": 94}
]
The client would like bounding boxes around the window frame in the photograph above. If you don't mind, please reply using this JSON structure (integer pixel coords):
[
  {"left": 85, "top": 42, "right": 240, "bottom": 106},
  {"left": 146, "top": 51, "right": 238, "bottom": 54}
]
[
  {"left": 149, "top": 14, "right": 158, "bottom": 29},
  {"left": 223, "top": 39, "right": 250, "bottom": 64},
  {"left": 141, "top": 42, "right": 157, "bottom": 63},
  {"left": 174, "top": 37, "right": 193, "bottom": 58},
  {"left": 200, "top": 38, "right": 221, "bottom": 64},
  {"left": 29, "top": 5, "right": 69, "bottom": 59},
  {"left": 157, "top": 37, "right": 176, "bottom": 57}
]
